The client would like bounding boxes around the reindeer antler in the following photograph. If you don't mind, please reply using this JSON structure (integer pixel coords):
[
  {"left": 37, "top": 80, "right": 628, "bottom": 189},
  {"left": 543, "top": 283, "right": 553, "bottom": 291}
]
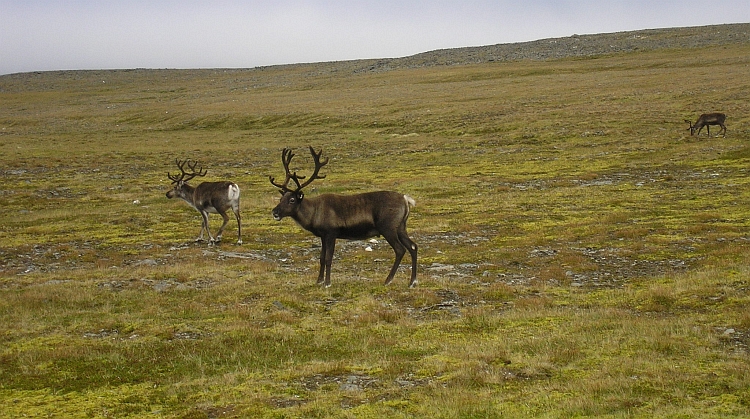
[
  {"left": 269, "top": 146, "right": 328, "bottom": 192},
  {"left": 295, "top": 146, "right": 328, "bottom": 190},
  {"left": 269, "top": 148, "right": 298, "bottom": 191},
  {"left": 168, "top": 159, "right": 207, "bottom": 184}
]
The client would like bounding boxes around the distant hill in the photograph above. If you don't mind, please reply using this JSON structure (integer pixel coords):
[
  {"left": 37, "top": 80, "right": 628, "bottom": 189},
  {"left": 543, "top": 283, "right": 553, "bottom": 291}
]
[
  {"left": 233, "top": 23, "right": 750, "bottom": 77},
  {"left": 1, "top": 23, "right": 748, "bottom": 81},
  {"left": 351, "top": 23, "right": 750, "bottom": 73}
]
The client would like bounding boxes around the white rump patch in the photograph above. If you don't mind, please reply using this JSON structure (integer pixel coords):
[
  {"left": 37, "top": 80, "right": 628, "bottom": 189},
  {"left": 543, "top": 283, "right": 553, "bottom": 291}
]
[
  {"left": 403, "top": 195, "right": 416, "bottom": 218},
  {"left": 227, "top": 184, "right": 240, "bottom": 201}
]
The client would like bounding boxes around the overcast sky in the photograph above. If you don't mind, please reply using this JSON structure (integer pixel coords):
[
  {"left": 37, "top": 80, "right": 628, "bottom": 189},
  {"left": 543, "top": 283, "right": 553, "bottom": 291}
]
[{"left": 2, "top": 0, "right": 749, "bottom": 76}]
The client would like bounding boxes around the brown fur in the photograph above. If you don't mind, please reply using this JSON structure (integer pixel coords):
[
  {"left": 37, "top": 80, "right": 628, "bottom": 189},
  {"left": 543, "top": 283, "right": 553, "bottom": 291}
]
[
  {"left": 271, "top": 148, "right": 417, "bottom": 287},
  {"left": 685, "top": 113, "right": 726, "bottom": 137},
  {"left": 166, "top": 160, "right": 241, "bottom": 245}
]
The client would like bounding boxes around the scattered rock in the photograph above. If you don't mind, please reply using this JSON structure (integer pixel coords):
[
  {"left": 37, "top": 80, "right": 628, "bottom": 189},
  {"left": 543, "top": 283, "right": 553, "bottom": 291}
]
[
  {"left": 427, "top": 263, "right": 455, "bottom": 272},
  {"left": 133, "top": 258, "right": 158, "bottom": 267},
  {"left": 299, "top": 373, "right": 377, "bottom": 392}
]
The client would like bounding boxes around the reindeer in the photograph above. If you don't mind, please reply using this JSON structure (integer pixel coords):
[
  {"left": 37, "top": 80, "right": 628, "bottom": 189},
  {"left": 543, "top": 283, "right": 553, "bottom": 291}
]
[
  {"left": 166, "top": 159, "right": 242, "bottom": 245},
  {"left": 685, "top": 113, "right": 727, "bottom": 137},
  {"left": 270, "top": 146, "right": 418, "bottom": 288}
]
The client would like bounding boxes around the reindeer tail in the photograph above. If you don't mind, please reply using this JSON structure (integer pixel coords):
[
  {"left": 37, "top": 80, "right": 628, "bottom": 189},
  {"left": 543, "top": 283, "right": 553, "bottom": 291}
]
[{"left": 403, "top": 195, "right": 416, "bottom": 220}]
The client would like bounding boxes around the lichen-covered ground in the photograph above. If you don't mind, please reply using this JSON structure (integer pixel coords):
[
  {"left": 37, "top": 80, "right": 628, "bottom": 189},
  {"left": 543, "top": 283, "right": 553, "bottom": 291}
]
[{"left": 1, "top": 26, "right": 750, "bottom": 418}]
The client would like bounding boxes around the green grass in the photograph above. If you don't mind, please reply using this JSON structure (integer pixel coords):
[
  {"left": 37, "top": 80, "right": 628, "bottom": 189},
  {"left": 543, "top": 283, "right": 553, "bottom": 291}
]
[{"left": 1, "top": 42, "right": 750, "bottom": 417}]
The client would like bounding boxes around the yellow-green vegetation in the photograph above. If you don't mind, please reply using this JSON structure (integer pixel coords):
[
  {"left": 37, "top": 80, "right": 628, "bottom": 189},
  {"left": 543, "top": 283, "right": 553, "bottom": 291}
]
[{"left": 2, "top": 33, "right": 750, "bottom": 418}]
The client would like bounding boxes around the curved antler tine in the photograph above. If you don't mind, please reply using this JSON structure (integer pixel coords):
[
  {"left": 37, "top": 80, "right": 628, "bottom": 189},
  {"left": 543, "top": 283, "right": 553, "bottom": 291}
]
[
  {"left": 310, "top": 146, "right": 328, "bottom": 178},
  {"left": 168, "top": 159, "right": 187, "bottom": 183},
  {"left": 269, "top": 175, "right": 289, "bottom": 190},
  {"left": 295, "top": 146, "right": 329, "bottom": 190},
  {"left": 270, "top": 148, "right": 297, "bottom": 191},
  {"left": 290, "top": 175, "right": 303, "bottom": 189},
  {"left": 271, "top": 147, "right": 329, "bottom": 192},
  {"left": 172, "top": 159, "right": 207, "bottom": 183},
  {"left": 186, "top": 160, "right": 207, "bottom": 177},
  {"left": 309, "top": 146, "right": 329, "bottom": 164},
  {"left": 282, "top": 149, "right": 296, "bottom": 172}
]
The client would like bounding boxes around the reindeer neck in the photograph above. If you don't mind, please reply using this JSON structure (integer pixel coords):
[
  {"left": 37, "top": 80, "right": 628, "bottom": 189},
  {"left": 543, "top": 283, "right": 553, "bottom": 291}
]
[
  {"left": 291, "top": 196, "right": 321, "bottom": 231},
  {"left": 178, "top": 183, "right": 198, "bottom": 205}
]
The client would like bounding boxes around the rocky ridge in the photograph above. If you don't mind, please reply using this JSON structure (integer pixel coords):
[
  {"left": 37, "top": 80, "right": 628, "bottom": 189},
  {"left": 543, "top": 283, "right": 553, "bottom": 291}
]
[{"left": 374, "top": 22, "right": 750, "bottom": 70}]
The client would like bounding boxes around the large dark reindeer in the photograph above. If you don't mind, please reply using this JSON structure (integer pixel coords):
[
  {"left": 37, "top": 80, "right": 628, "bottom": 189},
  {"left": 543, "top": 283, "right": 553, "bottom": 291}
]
[
  {"left": 685, "top": 113, "right": 727, "bottom": 138},
  {"left": 270, "top": 146, "right": 418, "bottom": 288},
  {"left": 166, "top": 159, "right": 242, "bottom": 245}
]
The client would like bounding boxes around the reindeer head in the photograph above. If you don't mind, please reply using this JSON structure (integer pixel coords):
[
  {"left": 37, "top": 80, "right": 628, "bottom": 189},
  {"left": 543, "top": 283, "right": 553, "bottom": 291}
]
[
  {"left": 166, "top": 159, "right": 207, "bottom": 199},
  {"left": 684, "top": 119, "right": 695, "bottom": 135},
  {"left": 270, "top": 146, "right": 328, "bottom": 221}
]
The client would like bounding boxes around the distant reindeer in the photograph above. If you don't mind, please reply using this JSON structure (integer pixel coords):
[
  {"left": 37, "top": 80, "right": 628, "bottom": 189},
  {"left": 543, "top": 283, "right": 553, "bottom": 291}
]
[
  {"left": 270, "top": 146, "right": 418, "bottom": 288},
  {"left": 685, "top": 113, "right": 726, "bottom": 137},
  {"left": 166, "top": 159, "right": 242, "bottom": 245}
]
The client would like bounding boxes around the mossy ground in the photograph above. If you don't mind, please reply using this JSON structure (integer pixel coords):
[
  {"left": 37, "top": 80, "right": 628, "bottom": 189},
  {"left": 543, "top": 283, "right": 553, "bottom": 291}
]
[{"left": 1, "top": 43, "right": 750, "bottom": 418}]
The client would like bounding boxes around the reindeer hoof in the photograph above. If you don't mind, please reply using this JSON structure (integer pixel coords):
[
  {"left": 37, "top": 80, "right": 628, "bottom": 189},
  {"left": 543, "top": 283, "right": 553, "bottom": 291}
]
[
  {"left": 236, "top": 240, "right": 243, "bottom": 245},
  {"left": 409, "top": 280, "right": 418, "bottom": 289}
]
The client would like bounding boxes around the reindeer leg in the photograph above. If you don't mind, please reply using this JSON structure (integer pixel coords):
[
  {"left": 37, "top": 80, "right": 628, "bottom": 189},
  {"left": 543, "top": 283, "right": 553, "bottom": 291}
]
[
  {"left": 320, "top": 235, "right": 336, "bottom": 288},
  {"left": 382, "top": 232, "right": 406, "bottom": 286},
  {"left": 200, "top": 211, "right": 216, "bottom": 246},
  {"left": 317, "top": 237, "right": 327, "bottom": 285},
  {"left": 397, "top": 230, "right": 418, "bottom": 288},
  {"left": 195, "top": 215, "right": 207, "bottom": 242},
  {"left": 233, "top": 206, "right": 242, "bottom": 245},
  {"left": 215, "top": 210, "right": 230, "bottom": 244},
  {"left": 195, "top": 224, "right": 206, "bottom": 242}
]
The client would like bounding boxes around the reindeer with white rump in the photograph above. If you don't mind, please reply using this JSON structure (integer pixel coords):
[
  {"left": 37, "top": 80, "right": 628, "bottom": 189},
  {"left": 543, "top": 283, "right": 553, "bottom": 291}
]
[
  {"left": 166, "top": 159, "right": 242, "bottom": 245},
  {"left": 685, "top": 113, "right": 727, "bottom": 138},
  {"left": 270, "top": 146, "right": 418, "bottom": 288}
]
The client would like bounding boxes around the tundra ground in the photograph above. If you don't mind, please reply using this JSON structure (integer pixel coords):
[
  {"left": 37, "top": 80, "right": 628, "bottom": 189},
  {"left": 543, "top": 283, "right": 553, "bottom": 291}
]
[{"left": 1, "top": 33, "right": 750, "bottom": 417}]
